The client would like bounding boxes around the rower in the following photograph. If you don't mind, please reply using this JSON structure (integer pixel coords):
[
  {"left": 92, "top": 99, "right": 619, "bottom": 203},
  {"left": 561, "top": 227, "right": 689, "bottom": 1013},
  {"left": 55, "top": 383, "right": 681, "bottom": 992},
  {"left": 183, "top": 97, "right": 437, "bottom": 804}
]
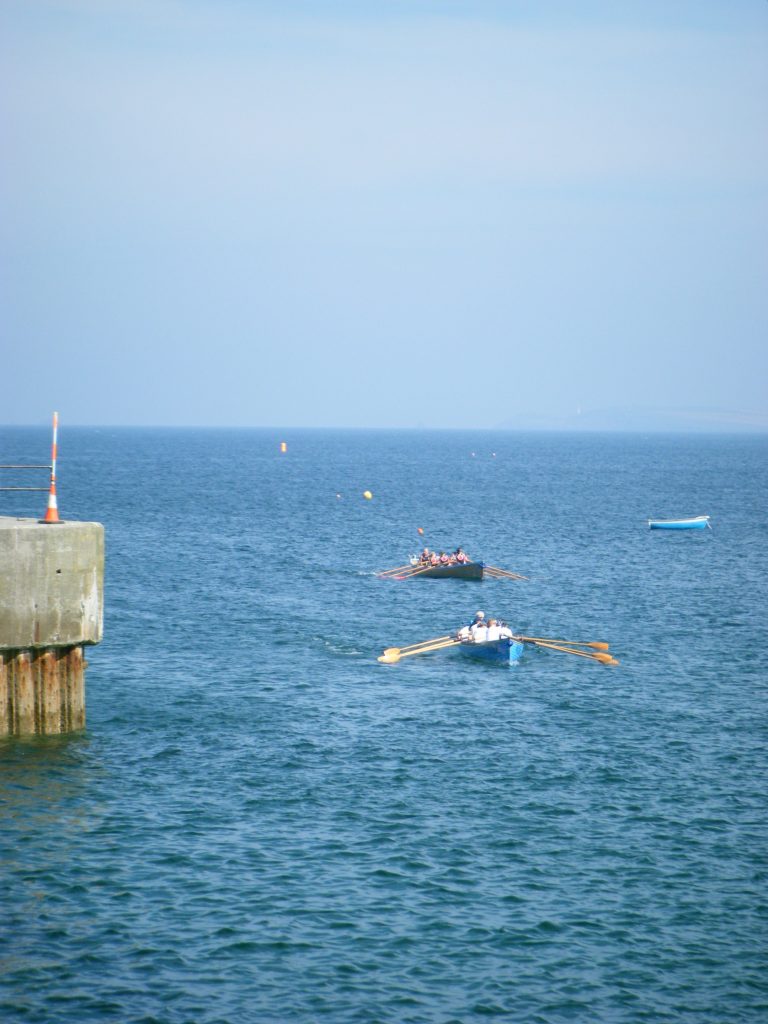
[
  {"left": 487, "top": 618, "right": 514, "bottom": 640},
  {"left": 470, "top": 619, "right": 488, "bottom": 643},
  {"left": 458, "top": 610, "right": 484, "bottom": 642}
]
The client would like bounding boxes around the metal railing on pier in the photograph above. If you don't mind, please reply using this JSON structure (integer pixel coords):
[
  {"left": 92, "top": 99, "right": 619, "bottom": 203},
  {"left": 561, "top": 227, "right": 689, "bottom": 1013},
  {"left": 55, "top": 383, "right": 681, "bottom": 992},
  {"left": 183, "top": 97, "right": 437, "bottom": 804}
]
[
  {"left": 1, "top": 413, "right": 60, "bottom": 521},
  {"left": 0, "top": 466, "right": 52, "bottom": 491}
]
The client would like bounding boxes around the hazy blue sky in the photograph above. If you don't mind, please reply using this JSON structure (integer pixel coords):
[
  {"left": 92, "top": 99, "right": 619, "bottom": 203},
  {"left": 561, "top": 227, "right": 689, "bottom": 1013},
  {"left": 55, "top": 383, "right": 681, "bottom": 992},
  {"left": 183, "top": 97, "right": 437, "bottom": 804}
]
[{"left": 2, "top": 0, "right": 767, "bottom": 429}]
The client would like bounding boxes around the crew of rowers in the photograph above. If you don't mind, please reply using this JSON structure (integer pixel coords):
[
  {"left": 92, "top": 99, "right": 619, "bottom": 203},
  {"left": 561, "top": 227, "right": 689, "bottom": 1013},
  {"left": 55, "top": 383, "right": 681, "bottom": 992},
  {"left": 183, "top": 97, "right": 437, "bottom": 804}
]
[
  {"left": 456, "top": 611, "right": 514, "bottom": 644},
  {"left": 415, "top": 546, "right": 471, "bottom": 566}
]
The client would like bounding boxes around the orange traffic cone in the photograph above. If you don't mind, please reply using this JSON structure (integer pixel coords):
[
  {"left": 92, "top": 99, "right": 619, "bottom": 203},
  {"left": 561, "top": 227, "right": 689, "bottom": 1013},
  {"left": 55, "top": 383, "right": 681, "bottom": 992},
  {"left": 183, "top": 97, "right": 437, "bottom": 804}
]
[
  {"left": 39, "top": 411, "right": 62, "bottom": 524},
  {"left": 41, "top": 480, "right": 60, "bottom": 523}
]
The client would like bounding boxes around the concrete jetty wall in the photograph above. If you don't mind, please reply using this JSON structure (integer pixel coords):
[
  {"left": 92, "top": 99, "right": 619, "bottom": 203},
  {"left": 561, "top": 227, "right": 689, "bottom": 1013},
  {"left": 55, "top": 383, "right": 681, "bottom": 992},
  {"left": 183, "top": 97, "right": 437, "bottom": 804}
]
[{"left": 0, "top": 517, "right": 104, "bottom": 735}]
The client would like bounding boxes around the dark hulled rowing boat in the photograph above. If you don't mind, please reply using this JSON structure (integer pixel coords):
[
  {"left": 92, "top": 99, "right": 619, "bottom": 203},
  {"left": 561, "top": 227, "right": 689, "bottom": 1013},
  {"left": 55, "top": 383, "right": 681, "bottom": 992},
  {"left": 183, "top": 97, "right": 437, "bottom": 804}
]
[{"left": 407, "top": 561, "right": 484, "bottom": 580}]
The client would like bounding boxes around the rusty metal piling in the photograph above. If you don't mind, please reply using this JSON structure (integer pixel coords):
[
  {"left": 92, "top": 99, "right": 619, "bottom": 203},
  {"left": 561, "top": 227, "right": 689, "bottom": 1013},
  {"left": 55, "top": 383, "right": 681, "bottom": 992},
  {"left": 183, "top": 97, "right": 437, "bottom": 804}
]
[{"left": 0, "top": 517, "right": 103, "bottom": 736}]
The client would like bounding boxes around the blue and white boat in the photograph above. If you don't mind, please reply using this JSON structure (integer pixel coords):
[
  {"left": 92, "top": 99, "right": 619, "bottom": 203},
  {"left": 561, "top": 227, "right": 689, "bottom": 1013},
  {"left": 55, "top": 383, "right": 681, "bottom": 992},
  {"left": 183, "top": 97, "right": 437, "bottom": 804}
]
[
  {"left": 457, "top": 637, "right": 524, "bottom": 664},
  {"left": 648, "top": 515, "right": 711, "bottom": 530}
]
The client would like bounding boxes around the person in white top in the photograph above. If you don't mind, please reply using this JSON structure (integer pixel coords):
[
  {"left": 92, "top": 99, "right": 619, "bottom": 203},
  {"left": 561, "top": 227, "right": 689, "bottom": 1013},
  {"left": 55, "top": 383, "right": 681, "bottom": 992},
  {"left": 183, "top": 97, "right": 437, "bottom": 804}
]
[
  {"left": 459, "top": 611, "right": 512, "bottom": 644},
  {"left": 460, "top": 611, "right": 485, "bottom": 642},
  {"left": 467, "top": 617, "right": 515, "bottom": 643},
  {"left": 470, "top": 620, "right": 489, "bottom": 643}
]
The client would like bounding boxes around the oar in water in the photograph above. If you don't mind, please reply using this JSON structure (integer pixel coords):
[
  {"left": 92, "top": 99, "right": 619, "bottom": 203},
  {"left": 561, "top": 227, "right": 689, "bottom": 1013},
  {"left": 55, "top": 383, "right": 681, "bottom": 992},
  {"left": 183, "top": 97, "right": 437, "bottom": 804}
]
[
  {"left": 516, "top": 637, "right": 619, "bottom": 665},
  {"left": 393, "top": 563, "right": 437, "bottom": 580},
  {"left": 484, "top": 565, "right": 529, "bottom": 580},
  {"left": 377, "top": 563, "right": 416, "bottom": 577},
  {"left": 484, "top": 565, "right": 528, "bottom": 580},
  {"left": 518, "top": 636, "right": 610, "bottom": 651},
  {"left": 378, "top": 638, "right": 460, "bottom": 664}
]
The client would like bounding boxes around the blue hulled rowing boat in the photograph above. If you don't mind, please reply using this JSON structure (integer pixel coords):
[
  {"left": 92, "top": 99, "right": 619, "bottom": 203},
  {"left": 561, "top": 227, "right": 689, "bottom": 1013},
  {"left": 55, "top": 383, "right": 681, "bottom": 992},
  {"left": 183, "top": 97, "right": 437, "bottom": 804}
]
[
  {"left": 457, "top": 637, "right": 524, "bottom": 664},
  {"left": 648, "top": 515, "right": 711, "bottom": 530}
]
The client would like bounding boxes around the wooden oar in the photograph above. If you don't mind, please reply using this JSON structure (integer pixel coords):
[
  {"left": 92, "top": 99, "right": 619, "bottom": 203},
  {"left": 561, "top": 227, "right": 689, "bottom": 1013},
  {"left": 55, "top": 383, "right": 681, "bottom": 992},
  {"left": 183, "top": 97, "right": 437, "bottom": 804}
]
[
  {"left": 527, "top": 641, "right": 617, "bottom": 665},
  {"left": 393, "top": 563, "right": 437, "bottom": 580},
  {"left": 484, "top": 565, "right": 528, "bottom": 580},
  {"left": 516, "top": 637, "right": 618, "bottom": 665},
  {"left": 377, "top": 563, "right": 416, "bottom": 577},
  {"left": 382, "top": 635, "right": 452, "bottom": 656},
  {"left": 378, "top": 638, "right": 460, "bottom": 664},
  {"left": 518, "top": 636, "right": 610, "bottom": 651}
]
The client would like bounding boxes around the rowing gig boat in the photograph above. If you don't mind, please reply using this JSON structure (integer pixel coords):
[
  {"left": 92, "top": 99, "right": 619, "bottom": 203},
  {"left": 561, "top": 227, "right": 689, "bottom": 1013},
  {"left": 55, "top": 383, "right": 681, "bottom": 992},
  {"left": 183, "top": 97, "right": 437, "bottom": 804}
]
[
  {"left": 458, "top": 637, "right": 524, "bottom": 664},
  {"left": 648, "top": 515, "right": 711, "bottom": 530},
  {"left": 410, "top": 561, "right": 484, "bottom": 580}
]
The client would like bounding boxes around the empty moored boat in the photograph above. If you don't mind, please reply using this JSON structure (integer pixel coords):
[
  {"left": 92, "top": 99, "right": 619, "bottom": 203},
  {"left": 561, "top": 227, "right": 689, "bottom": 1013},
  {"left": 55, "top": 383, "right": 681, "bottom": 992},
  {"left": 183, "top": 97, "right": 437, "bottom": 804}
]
[{"left": 648, "top": 515, "right": 711, "bottom": 530}]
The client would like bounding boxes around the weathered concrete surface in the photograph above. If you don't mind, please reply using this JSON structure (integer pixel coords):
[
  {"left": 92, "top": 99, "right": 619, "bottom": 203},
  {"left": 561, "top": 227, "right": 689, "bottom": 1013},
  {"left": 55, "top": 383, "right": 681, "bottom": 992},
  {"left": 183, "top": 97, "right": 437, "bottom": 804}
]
[
  {"left": 0, "top": 516, "right": 104, "bottom": 650},
  {"left": 0, "top": 517, "right": 101, "bottom": 734}
]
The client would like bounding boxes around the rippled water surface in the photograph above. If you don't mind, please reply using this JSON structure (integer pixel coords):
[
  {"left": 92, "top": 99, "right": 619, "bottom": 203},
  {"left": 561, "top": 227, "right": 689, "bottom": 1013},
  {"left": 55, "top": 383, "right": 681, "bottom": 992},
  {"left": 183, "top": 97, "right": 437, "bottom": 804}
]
[{"left": 1, "top": 428, "right": 767, "bottom": 1023}]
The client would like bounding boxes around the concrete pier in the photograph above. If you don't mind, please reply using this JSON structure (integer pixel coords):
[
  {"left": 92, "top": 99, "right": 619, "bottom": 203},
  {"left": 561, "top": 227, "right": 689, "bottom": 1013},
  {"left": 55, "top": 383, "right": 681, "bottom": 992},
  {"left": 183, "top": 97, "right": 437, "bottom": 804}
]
[{"left": 0, "top": 517, "right": 103, "bottom": 736}]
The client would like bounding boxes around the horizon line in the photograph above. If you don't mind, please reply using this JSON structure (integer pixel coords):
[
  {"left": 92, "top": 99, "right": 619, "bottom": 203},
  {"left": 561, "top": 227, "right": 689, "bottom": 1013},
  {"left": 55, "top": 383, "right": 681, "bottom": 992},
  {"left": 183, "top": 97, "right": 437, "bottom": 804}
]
[{"left": 3, "top": 423, "right": 768, "bottom": 435}]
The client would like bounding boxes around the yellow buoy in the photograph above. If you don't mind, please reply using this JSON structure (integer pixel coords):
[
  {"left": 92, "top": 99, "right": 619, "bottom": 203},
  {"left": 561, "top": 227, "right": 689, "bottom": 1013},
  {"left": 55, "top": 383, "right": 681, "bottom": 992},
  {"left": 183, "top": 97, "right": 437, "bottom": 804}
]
[
  {"left": 280, "top": 441, "right": 287, "bottom": 453},
  {"left": 363, "top": 490, "right": 373, "bottom": 500}
]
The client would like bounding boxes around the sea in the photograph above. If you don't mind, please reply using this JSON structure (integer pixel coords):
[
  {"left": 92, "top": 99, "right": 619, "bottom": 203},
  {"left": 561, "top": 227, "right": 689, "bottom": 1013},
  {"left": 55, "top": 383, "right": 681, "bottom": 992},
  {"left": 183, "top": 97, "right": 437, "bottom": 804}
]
[{"left": 1, "top": 427, "right": 767, "bottom": 1024}]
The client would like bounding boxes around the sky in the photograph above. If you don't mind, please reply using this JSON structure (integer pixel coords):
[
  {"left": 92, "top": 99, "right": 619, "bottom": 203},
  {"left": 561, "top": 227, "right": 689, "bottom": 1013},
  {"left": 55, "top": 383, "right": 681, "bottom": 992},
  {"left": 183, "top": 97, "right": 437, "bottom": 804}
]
[{"left": 1, "top": 0, "right": 767, "bottom": 430}]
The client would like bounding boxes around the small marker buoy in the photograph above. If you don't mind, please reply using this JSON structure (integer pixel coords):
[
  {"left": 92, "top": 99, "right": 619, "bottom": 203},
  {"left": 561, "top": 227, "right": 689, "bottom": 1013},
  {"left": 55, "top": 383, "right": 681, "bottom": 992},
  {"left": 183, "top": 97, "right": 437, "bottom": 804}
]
[
  {"left": 363, "top": 490, "right": 373, "bottom": 500},
  {"left": 417, "top": 527, "right": 424, "bottom": 535},
  {"left": 280, "top": 441, "right": 287, "bottom": 453},
  {"left": 336, "top": 493, "right": 342, "bottom": 499}
]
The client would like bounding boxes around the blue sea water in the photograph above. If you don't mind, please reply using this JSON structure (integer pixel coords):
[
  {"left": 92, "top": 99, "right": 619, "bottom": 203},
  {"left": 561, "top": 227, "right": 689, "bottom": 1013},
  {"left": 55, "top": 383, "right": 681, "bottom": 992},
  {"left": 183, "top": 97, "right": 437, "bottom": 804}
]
[{"left": 1, "top": 428, "right": 767, "bottom": 1024}]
